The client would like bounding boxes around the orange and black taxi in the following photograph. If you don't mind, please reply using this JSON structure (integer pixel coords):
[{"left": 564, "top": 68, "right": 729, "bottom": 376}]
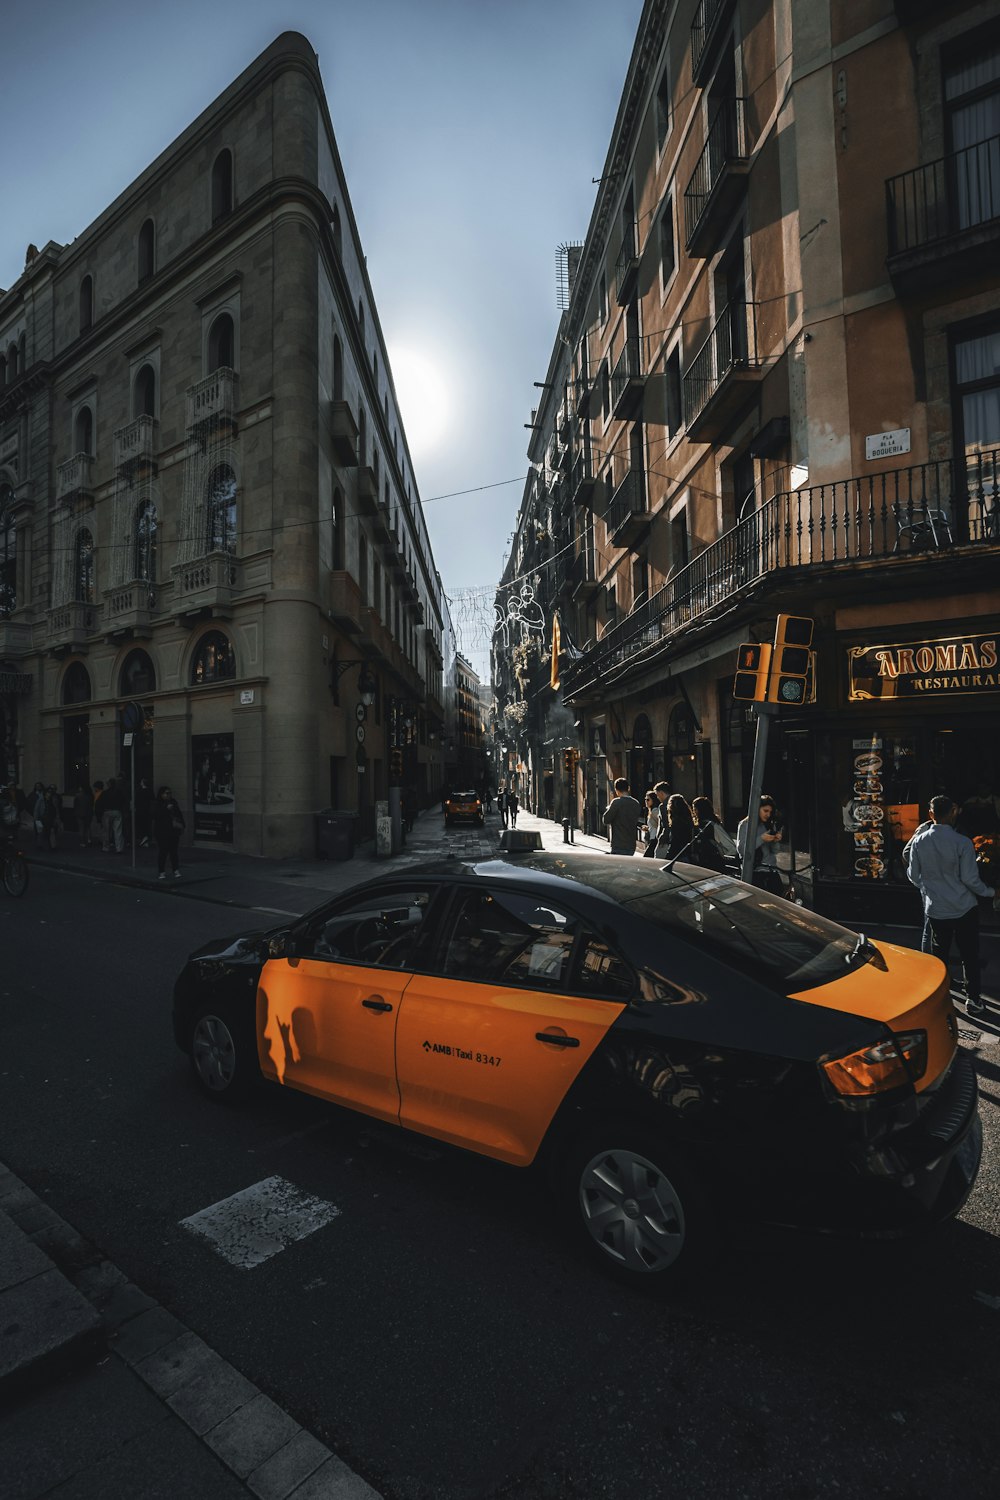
[
  {"left": 172, "top": 852, "right": 982, "bottom": 1286},
  {"left": 443, "top": 789, "right": 484, "bottom": 827}
]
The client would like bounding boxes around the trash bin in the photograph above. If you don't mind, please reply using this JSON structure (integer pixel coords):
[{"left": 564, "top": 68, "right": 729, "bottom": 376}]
[{"left": 315, "top": 809, "right": 357, "bottom": 860}]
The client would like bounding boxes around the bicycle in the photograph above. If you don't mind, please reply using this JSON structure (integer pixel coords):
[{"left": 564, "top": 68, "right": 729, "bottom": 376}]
[{"left": 1, "top": 834, "right": 29, "bottom": 897}]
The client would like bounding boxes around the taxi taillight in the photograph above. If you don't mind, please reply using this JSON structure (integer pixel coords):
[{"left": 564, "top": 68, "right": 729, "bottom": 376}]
[{"left": 821, "top": 1030, "right": 928, "bottom": 1096}]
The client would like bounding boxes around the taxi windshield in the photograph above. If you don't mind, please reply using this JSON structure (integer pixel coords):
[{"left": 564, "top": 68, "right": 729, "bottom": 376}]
[{"left": 625, "top": 874, "right": 869, "bottom": 994}]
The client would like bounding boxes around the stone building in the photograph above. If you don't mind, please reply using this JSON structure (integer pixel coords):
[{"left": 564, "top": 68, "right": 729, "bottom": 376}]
[
  {"left": 497, "top": 0, "right": 999, "bottom": 922},
  {"left": 0, "top": 32, "right": 446, "bottom": 856}
]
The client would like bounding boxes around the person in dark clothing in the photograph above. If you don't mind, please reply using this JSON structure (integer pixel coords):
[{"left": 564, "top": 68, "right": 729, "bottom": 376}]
[
  {"left": 507, "top": 788, "right": 519, "bottom": 827},
  {"left": 603, "top": 778, "right": 642, "bottom": 855},
  {"left": 690, "top": 795, "right": 727, "bottom": 872},
  {"left": 656, "top": 794, "right": 695, "bottom": 859},
  {"left": 74, "top": 783, "right": 95, "bottom": 847},
  {"left": 153, "top": 785, "right": 185, "bottom": 879}
]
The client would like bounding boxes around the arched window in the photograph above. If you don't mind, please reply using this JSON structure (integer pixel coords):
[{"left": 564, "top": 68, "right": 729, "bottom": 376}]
[
  {"left": 119, "top": 648, "right": 155, "bottom": 697},
  {"left": 18, "top": 334, "right": 25, "bottom": 372},
  {"left": 333, "top": 335, "right": 344, "bottom": 402},
  {"left": 211, "top": 149, "right": 233, "bottom": 222},
  {"left": 134, "top": 364, "right": 156, "bottom": 419},
  {"left": 332, "top": 203, "right": 342, "bottom": 257},
  {"left": 205, "top": 464, "right": 237, "bottom": 554},
  {"left": 62, "top": 661, "right": 92, "bottom": 705},
  {"left": 0, "top": 486, "right": 15, "bottom": 617},
  {"left": 138, "top": 219, "right": 155, "bottom": 284},
  {"left": 191, "top": 629, "right": 236, "bottom": 685},
  {"left": 207, "top": 313, "right": 234, "bottom": 372},
  {"left": 134, "top": 501, "right": 157, "bottom": 583},
  {"left": 332, "top": 487, "right": 344, "bottom": 570},
  {"left": 75, "top": 529, "right": 95, "bottom": 604},
  {"left": 79, "top": 276, "right": 93, "bottom": 334},
  {"left": 75, "top": 406, "right": 93, "bottom": 456}
]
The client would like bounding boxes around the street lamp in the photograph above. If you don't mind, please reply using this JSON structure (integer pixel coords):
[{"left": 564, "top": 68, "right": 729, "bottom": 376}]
[{"left": 330, "top": 657, "right": 377, "bottom": 706}]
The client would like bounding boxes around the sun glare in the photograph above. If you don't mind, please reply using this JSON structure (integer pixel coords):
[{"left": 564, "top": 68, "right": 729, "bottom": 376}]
[{"left": 388, "top": 346, "right": 450, "bottom": 457}]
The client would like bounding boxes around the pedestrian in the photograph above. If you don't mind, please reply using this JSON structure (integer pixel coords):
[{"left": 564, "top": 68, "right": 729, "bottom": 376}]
[
  {"left": 603, "top": 777, "right": 642, "bottom": 856},
  {"left": 902, "top": 814, "right": 934, "bottom": 952},
  {"left": 30, "top": 782, "right": 46, "bottom": 849},
  {"left": 40, "top": 786, "right": 60, "bottom": 851},
  {"left": 642, "top": 790, "right": 661, "bottom": 859},
  {"left": 73, "top": 782, "right": 95, "bottom": 847},
  {"left": 655, "top": 793, "right": 695, "bottom": 860},
  {"left": 153, "top": 784, "right": 185, "bottom": 880},
  {"left": 690, "top": 795, "right": 729, "bottom": 872},
  {"left": 101, "top": 775, "right": 125, "bottom": 853},
  {"left": 906, "top": 794, "right": 998, "bottom": 1017},
  {"left": 508, "top": 788, "right": 519, "bottom": 827},
  {"left": 737, "top": 795, "right": 784, "bottom": 895},
  {"left": 497, "top": 788, "right": 509, "bottom": 829}
]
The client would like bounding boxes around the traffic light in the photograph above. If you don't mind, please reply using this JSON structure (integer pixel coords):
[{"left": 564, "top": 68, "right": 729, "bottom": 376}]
[
  {"left": 390, "top": 748, "right": 403, "bottom": 780},
  {"left": 732, "top": 642, "right": 771, "bottom": 701},
  {"left": 767, "top": 615, "right": 814, "bottom": 704}
]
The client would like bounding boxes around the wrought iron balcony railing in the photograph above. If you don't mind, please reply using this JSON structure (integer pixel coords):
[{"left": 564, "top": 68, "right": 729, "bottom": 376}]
[
  {"left": 684, "top": 97, "right": 750, "bottom": 253},
  {"left": 563, "top": 449, "right": 999, "bottom": 693},
  {"left": 691, "top": 0, "right": 734, "bottom": 85},
  {"left": 886, "top": 133, "right": 1000, "bottom": 254},
  {"left": 605, "top": 469, "right": 647, "bottom": 544},
  {"left": 683, "top": 301, "right": 762, "bottom": 434},
  {"left": 615, "top": 224, "right": 640, "bottom": 305},
  {"left": 610, "top": 336, "right": 646, "bottom": 420}
]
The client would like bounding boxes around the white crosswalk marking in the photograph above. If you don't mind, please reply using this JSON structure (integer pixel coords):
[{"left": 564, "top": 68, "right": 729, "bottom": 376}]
[{"left": 180, "top": 1175, "right": 341, "bottom": 1268}]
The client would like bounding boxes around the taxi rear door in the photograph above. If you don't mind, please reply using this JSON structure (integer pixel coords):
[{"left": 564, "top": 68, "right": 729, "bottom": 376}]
[{"left": 395, "top": 886, "right": 630, "bottom": 1164}]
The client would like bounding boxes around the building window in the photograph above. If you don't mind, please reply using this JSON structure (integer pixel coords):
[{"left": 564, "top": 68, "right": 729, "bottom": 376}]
[
  {"left": 665, "top": 348, "right": 682, "bottom": 436},
  {"left": 191, "top": 630, "right": 236, "bottom": 685},
  {"left": 359, "top": 533, "right": 368, "bottom": 605},
  {"left": 0, "top": 487, "right": 16, "bottom": 617},
  {"left": 944, "top": 40, "right": 1000, "bottom": 232},
  {"left": 333, "top": 336, "right": 344, "bottom": 401},
  {"left": 333, "top": 487, "right": 344, "bottom": 569},
  {"left": 62, "top": 661, "right": 91, "bottom": 705},
  {"left": 670, "top": 506, "right": 690, "bottom": 572},
  {"left": 138, "top": 219, "right": 155, "bottom": 285},
  {"left": 374, "top": 558, "right": 382, "bottom": 617},
  {"left": 659, "top": 195, "right": 675, "bottom": 287},
  {"left": 955, "top": 326, "right": 1000, "bottom": 454},
  {"left": 75, "top": 405, "right": 94, "bottom": 456},
  {"left": 134, "top": 500, "right": 157, "bottom": 582},
  {"left": 79, "top": 276, "right": 93, "bottom": 334},
  {"left": 358, "top": 404, "right": 367, "bottom": 466},
  {"left": 75, "top": 530, "right": 95, "bottom": 604},
  {"left": 134, "top": 364, "right": 156, "bottom": 419},
  {"left": 206, "top": 464, "right": 237, "bottom": 553},
  {"left": 599, "top": 272, "right": 608, "bottom": 324},
  {"left": 119, "top": 648, "right": 155, "bottom": 697},
  {"left": 211, "top": 149, "right": 233, "bottom": 222},
  {"left": 656, "top": 62, "right": 672, "bottom": 151},
  {"left": 7, "top": 343, "right": 18, "bottom": 381},
  {"left": 632, "top": 558, "right": 647, "bottom": 609},
  {"left": 207, "top": 313, "right": 235, "bottom": 372}
]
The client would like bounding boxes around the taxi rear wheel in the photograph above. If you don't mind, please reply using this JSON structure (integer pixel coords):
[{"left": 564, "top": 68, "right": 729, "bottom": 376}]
[
  {"left": 563, "top": 1129, "right": 707, "bottom": 1287},
  {"left": 190, "top": 1004, "right": 257, "bottom": 1104}
]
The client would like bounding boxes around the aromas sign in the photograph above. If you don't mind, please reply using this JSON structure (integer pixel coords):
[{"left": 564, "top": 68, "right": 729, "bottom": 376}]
[{"left": 848, "top": 631, "right": 998, "bottom": 701}]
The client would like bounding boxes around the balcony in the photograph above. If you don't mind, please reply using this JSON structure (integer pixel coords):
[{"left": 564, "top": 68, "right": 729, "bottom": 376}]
[
  {"left": 684, "top": 98, "right": 750, "bottom": 256},
  {"left": 328, "top": 570, "right": 365, "bottom": 634},
  {"left": 356, "top": 466, "right": 378, "bottom": 516},
  {"left": 113, "top": 415, "right": 157, "bottom": 477},
  {"left": 381, "top": 518, "right": 404, "bottom": 569},
  {"left": 886, "top": 134, "right": 1000, "bottom": 297},
  {"left": 331, "top": 400, "right": 359, "bottom": 466},
  {"left": 171, "top": 551, "right": 239, "bottom": 619},
  {"left": 683, "top": 301, "right": 765, "bottom": 439},
  {"left": 562, "top": 448, "right": 1000, "bottom": 696},
  {"left": 605, "top": 469, "right": 648, "bottom": 549},
  {"left": 424, "top": 626, "right": 444, "bottom": 667},
  {"left": 570, "top": 445, "right": 599, "bottom": 507},
  {"left": 371, "top": 500, "right": 391, "bottom": 546},
  {"left": 47, "top": 601, "right": 97, "bottom": 653},
  {"left": 574, "top": 371, "right": 596, "bottom": 420},
  {"left": 691, "top": 0, "right": 735, "bottom": 87},
  {"left": 615, "top": 226, "right": 639, "bottom": 306},
  {"left": 103, "top": 581, "right": 155, "bottom": 639},
  {"left": 56, "top": 454, "right": 95, "bottom": 504},
  {"left": 610, "top": 337, "right": 646, "bottom": 422},
  {"left": 568, "top": 544, "right": 601, "bottom": 600},
  {"left": 186, "top": 368, "right": 238, "bottom": 439}
]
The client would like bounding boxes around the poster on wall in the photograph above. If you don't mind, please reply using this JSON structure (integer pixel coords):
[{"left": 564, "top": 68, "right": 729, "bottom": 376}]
[{"left": 192, "top": 733, "right": 235, "bottom": 843}]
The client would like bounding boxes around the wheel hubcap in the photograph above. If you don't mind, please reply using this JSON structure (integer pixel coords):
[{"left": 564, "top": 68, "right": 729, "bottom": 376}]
[
  {"left": 579, "top": 1148, "right": 685, "bottom": 1274},
  {"left": 193, "top": 1015, "right": 236, "bottom": 1091}
]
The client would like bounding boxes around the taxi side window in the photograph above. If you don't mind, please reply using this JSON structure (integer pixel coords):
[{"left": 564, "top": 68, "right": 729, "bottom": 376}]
[
  {"left": 305, "top": 888, "right": 434, "bottom": 967},
  {"left": 442, "top": 890, "right": 576, "bottom": 989},
  {"left": 574, "top": 935, "right": 635, "bottom": 1001}
]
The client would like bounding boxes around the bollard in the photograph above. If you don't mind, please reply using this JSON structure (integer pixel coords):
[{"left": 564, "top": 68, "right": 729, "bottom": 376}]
[{"left": 562, "top": 817, "right": 571, "bottom": 844}]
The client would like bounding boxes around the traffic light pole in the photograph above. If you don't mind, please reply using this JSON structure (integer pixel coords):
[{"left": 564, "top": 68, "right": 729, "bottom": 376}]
[{"left": 740, "top": 702, "right": 778, "bottom": 883}]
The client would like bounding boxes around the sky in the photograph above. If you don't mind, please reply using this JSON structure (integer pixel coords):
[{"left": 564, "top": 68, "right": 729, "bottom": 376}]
[{"left": 1, "top": 0, "right": 644, "bottom": 680}]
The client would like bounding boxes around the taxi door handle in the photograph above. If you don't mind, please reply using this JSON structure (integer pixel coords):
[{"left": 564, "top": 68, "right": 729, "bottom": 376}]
[
  {"left": 535, "top": 1031, "right": 579, "bottom": 1048},
  {"left": 362, "top": 997, "right": 393, "bottom": 1013}
]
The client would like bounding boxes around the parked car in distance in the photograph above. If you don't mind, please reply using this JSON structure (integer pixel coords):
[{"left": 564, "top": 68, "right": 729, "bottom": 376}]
[{"left": 172, "top": 853, "right": 982, "bottom": 1288}]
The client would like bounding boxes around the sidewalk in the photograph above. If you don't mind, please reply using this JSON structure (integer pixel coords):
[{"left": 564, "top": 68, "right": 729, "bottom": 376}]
[{"left": 3, "top": 805, "right": 996, "bottom": 1497}]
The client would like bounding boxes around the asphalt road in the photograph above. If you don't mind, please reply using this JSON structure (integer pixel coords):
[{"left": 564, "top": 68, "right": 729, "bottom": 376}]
[{"left": 2, "top": 859, "right": 999, "bottom": 1499}]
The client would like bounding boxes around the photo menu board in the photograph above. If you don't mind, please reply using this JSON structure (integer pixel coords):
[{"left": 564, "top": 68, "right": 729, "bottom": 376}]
[{"left": 848, "top": 736, "right": 886, "bottom": 880}]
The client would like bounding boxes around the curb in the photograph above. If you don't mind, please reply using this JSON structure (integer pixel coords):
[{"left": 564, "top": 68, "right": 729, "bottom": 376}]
[{"left": 0, "top": 1161, "right": 383, "bottom": 1499}]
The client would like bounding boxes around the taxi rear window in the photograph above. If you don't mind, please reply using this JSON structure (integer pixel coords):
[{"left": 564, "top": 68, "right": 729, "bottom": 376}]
[{"left": 625, "top": 875, "right": 868, "bottom": 994}]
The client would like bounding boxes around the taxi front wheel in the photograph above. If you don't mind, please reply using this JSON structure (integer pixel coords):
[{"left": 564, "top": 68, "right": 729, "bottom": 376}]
[
  {"left": 190, "top": 1003, "right": 258, "bottom": 1104},
  {"left": 563, "top": 1129, "right": 709, "bottom": 1288}
]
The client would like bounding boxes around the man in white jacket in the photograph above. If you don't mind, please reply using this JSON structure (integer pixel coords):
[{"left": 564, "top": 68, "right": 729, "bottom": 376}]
[{"left": 906, "top": 795, "right": 996, "bottom": 1017}]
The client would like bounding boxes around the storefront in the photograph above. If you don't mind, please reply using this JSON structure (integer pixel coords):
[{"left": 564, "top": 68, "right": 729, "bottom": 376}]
[{"left": 807, "top": 620, "right": 1000, "bottom": 927}]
